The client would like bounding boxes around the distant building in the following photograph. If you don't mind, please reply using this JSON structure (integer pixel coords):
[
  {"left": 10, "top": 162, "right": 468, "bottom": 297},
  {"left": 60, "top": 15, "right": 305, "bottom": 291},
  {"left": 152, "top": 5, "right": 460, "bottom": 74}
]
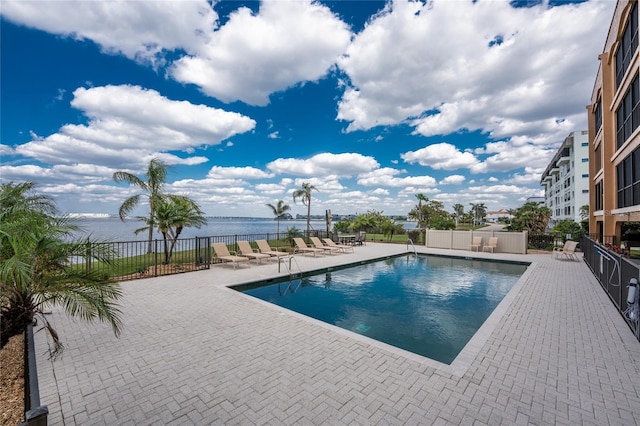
[
  {"left": 587, "top": 0, "right": 640, "bottom": 244},
  {"left": 485, "top": 209, "right": 513, "bottom": 223},
  {"left": 540, "top": 131, "right": 590, "bottom": 228},
  {"left": 525, "top": 196, "right": 545, "bottom": 206}
]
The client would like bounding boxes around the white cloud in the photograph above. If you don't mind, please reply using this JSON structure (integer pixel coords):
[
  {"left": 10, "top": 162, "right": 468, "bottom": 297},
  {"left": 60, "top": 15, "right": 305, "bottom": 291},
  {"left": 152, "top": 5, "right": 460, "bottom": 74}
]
[
  {"left": 337, "top": 0, "right": 613, "bottom": 147},
  {"left": 370, "top": 188, "right": 389, "bottom": 196},
  {"left": 439, "top": 175, "right": 466, "bottom": 185},
  {"left": 0, "top": 0, "right": 217, "bottom": 68},
  {"left": 207, "top": 166, "right": 274, "bottom": 180},
  {"left": 267, "top": 152, "right": 379, "bottom": 177},
  {"left": 401, "top": 143, "right": 480, "bottom": 171},
  {"left": 170, "top": 0, "right": 351, "bottom": 105},
  {"left": 13, "top": 85, "right": 255, "bottom": 171},
  {"left": 0, "top": 144, "right": 16, "bottom": 156},
  {"left": 291, "top": 177, "right": 344, "bottom": 192},
  {"left": 357, "top": 167, "right": 437, "bottom": 187},
  {"left": 474, "top": 142, "right": 556, "bottom": 173},
  {"left": 507, "top": 166, "right": 547, "bottom": 185}
]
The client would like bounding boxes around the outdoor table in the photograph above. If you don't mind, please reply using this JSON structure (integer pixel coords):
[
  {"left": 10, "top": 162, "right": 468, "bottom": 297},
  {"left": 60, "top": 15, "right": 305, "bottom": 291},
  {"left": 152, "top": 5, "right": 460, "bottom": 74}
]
[{"left": 340, "top": 234, "right": 356, "bottom": 245}]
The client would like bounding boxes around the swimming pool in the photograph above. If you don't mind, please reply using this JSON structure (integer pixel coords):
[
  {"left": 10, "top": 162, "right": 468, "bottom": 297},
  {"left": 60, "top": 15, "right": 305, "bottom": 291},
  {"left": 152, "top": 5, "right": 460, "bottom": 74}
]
[{"left": 236, "top": 254, "right": 528, "bottom": 364}]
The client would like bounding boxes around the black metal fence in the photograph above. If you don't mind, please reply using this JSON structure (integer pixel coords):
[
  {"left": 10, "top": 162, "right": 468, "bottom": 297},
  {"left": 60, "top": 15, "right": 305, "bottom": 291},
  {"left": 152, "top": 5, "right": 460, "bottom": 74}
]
[
  {"left": 76, "top": 230, "right": 331, "bottom": 281},
  {"left": 582, "top": 236, "right": 640, "bottom": 342}
]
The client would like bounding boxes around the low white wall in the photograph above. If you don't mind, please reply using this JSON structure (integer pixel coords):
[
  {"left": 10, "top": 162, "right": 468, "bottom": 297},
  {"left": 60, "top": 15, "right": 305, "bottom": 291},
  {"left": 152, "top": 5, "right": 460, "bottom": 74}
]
[{"left": 424, "top": 230, "right": 528, "bottom": 254}]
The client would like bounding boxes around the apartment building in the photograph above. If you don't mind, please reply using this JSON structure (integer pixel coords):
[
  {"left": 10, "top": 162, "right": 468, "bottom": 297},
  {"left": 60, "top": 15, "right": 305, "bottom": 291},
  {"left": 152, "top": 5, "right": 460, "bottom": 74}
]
[
  {"left": 540, "top": 131, "right": 590, "bottom": 228},
  {"left": 587, "top": 0, "right": 640, "bottom": 244}
]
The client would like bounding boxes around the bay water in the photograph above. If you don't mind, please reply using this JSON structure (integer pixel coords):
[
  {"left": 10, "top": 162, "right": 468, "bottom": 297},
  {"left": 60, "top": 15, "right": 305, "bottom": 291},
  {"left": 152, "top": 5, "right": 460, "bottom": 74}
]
[{"left": 71, "top": 217, "right": 416, "bottom": 242}]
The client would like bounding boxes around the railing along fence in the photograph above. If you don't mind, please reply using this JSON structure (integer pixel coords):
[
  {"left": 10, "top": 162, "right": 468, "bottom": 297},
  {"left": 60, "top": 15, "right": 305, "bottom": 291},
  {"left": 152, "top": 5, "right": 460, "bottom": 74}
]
[
  {"left": 582, "top": 236, "right": 640, "bottom": 342},
  {"left": 587, "top": 233, "right": 617, "bottom": 246},
  {"left": 75, "top": 231, "right": 332, "bottom": 282}
]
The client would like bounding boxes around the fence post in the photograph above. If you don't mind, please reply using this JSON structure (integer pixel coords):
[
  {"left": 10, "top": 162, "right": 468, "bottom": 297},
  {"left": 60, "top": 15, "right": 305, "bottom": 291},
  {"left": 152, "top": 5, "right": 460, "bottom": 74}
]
[
  {"left": 85, "top": 238, "right": 92, "bottom": 273},
  {"left": 154, "top": 240, "right": 158, "bottom": 277}
]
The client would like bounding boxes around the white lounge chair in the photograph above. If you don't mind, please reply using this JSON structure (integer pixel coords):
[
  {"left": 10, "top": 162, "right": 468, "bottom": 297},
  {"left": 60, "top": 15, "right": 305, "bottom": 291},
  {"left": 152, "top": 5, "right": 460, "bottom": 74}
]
[
  {"left": 237, "top": 241, "right": 272, "bottom": 264},
  {"left": 255, "top": 240, "right": 289, "bottom": 260},
  {"left": 552, "top": 240, "right": 579, "bottom": 260},
  {"left": 323, "top": 238, "right": 354, "bottom": 253},
  {"left": 310, "top": 236, "right": 341, "bottom": 255},
  {"left": 212, "top": 242, "right": 250, "bottom": 269},
  {"left": 293, "top": 238, "right": 324, "bottom": 256}
]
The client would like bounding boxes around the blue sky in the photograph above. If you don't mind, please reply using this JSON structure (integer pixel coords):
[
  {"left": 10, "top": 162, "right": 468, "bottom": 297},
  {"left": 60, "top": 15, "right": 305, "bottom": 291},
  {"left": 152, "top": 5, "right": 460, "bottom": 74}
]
[{"left": 1, "top": 0, "right": 614, "bottom": 218}]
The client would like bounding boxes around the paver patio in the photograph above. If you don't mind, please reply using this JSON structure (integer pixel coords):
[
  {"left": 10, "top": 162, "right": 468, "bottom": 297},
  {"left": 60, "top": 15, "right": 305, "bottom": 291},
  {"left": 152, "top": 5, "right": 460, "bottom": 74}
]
[{"left": 34, "top": 243, "right": 640, "bottom": 425}]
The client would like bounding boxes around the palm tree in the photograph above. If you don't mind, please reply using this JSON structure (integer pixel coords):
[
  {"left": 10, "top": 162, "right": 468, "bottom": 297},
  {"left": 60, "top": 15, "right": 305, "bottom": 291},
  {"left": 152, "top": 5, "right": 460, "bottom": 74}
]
[
  {"left": 140, "top": 196, "right": 207, "bottom": 264},
  {"left": 453, "top": 203, "right": 464, "bottom": 228},
  {"left": 113, "top": 158, "right": 169, "bottom": 253},
  {"left": 415, "top": 193, "right": 429, "bottom": 228},
  {"left": 0, "top": 182, "right": 122, "bottom": 357},
  {"left": 292, "top": 182, "right": 317, "bottom": 238},
  {"left": 469, "top": 202, "right": 487, "bottom": 227},
  {"left": 266, "top": 200, "right": 291, "bottom": 237}
]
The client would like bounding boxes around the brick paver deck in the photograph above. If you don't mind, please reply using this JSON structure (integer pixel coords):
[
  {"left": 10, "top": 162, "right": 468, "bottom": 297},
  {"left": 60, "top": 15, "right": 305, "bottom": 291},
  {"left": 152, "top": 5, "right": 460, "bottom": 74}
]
[{"left": 34, "top": 244, "right": 640, "bottom": 425}]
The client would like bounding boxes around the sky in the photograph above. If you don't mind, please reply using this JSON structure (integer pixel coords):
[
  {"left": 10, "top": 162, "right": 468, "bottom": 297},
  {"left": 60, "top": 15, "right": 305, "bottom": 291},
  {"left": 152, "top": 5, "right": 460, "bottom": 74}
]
[{"left": 0, "top": 0, "right": 615, "bottom": 219}]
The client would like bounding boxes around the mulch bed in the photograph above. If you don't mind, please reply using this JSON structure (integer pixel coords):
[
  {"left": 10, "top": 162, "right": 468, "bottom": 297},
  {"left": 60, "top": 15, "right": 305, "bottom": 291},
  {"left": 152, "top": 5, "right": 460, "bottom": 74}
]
[{"left": 1, "top": 333, "right": 24, "bottom": 426}]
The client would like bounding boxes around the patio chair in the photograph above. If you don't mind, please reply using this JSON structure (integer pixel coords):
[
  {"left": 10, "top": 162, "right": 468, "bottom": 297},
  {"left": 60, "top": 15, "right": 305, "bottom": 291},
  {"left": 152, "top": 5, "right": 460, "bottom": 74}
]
[
  {"left": 292, "top": 238, "right": 325, "bottom": 256},
  {"left": 255, "top": 240, "right": 289, "bottom": 260},
  {"left": 323, "top": 238, "right": 354, "bottom": 253},
  {"left": 470, "top": 236, "right": 482, "bottom": 251},
  {"left": 552, "top": 240, "right": 579, "bottom": 261},
  {"left": 212, "top": 242, "right": 250, "bottom": 269},
  {"left": 482, "top": 237, "right": 498, "bottom": 253},
  {"left": 354, "top": 231, "right": 366, "bottom": 246},
  {"left": 310, "top": 236, "right": 342, "bottom": 255},
  {"left": 237, "top": 240, "right": 272, "bottom": 264}
]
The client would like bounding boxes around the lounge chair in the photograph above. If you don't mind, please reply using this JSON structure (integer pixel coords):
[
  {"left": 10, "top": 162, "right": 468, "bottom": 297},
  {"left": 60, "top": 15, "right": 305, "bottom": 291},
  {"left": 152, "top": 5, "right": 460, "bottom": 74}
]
[
  {"left": 293, "top": 237, "right": 325, "bottom": 256},
  {"left": 470, "top": 236, "right": 482, "bottom": 251},
  {"left": 310, "top": 236, "right": 342, "bottom": 255},
  {"left": 212, "top": 242, "right": 250, "bottom": 269},
  {"left": 237, "top": 240, "right": 272, "bottom": 264},
  {"left": 482, "top": 237, "right": 498, "bottom": 253},
  {"left": 323, "top": 238, "right": 354, "bottom": 253},
  {"left": 553, "top": 240, "right": 579, "bottom": 260},
  {"left": 255, "top": 240, "right": 289, "bottom": 260}
]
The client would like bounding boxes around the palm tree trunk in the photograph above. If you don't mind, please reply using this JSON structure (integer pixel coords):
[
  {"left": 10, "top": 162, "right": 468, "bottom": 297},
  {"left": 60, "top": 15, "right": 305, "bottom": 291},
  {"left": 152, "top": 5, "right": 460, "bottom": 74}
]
[{"left": 306, "top": 203, "right": 311, "bottom": 238}]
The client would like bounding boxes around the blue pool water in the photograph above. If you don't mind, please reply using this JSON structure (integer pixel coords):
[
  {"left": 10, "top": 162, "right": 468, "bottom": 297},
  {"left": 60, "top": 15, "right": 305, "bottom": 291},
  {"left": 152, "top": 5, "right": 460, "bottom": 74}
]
[{"left": 238, "top": 254, "right": 528, "bottom": 364}]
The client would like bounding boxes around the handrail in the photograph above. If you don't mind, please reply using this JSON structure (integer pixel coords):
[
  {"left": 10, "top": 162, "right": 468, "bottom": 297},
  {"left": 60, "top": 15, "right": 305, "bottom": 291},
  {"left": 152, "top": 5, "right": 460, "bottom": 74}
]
[
  {"left": 407, "top": 239, "right": 417, "bottom": 257},
  {"left": 278, "top": 255, "right": 302, "bottom": 278}
]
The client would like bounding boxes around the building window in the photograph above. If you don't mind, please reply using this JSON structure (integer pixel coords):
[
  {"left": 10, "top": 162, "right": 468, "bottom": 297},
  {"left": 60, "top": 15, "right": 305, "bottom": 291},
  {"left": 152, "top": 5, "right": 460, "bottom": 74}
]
[
  {"left": 581, "top": 158, "right": 589, "bottom": 163},
  {"left": 595, "top": 143, "right": 602, "bottom": 171},
  {"left": 582, "top": 173, "right": 589, "bottom": 178},
  {"left": 582, "top": 189, "right": 589, "bottom": 194},
  {"left": 581, "top": 142, "right": 588, "bottom": 147},
  {"left": 616, "top": 74, "right": 640, "bottom": 149},
  {"left": 595, "top": 181, "right": 603, "bottom": 211},
  {"left": 594, "top": 98, "right": 602, "bottom": 133},
  {"left": 616, "top": 1, "right": 638, "bottom": 88},
  {"left": 616, "top": 147, "right": 640, "bottom": 208}
]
